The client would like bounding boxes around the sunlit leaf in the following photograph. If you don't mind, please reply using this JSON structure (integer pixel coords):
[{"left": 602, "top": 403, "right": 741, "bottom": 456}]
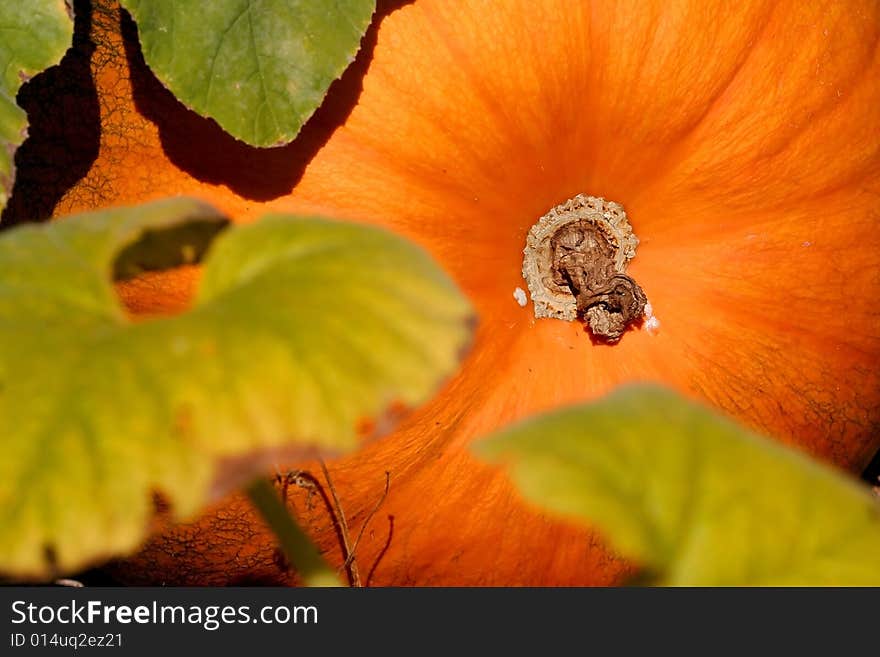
[
  {"left": 0, "top": 0, "right": 72, "bottom": 213},
  {"left": 120, "top": 0, "right": 376, "bottom": 146},
  {"left": 477, "top": 385, "right": 880, "bottom": 585},
  {"left": 0, "top": 197, "right": 473, "bottom": 578}
]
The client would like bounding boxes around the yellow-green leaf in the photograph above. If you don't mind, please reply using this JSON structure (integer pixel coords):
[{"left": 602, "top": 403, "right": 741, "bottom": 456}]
[
  {"left": 476, "top": 385, "right": 880, "bottom": 586},
  {"left": 0, "top": 198, "right": 474, "bottom": 578}
]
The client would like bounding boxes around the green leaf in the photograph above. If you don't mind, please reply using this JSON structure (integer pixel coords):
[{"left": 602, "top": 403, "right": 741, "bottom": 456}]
[
  {"left": 0, "top": 198, "right": 474, "bottom": 578},
  {"left": 476, "top": 385, "right": 880, "bottom": 586},
  {"left": 120, "top": 0, "right": 376, "bottom": 147},
  {"left": 0, "top": 0, "right": 73, "bottom": 213}
]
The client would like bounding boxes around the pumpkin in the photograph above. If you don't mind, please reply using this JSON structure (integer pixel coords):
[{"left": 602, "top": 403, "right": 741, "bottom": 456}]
[{"left": 26, "top": 0, "right": 880, "bottom": 585}]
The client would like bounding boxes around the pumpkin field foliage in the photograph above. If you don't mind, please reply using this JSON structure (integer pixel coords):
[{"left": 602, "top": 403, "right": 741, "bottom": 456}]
[
  {"left": 1, "top": 0, "right": 879, "bottom": 586},
  {"left": 0, "top": 197, "right": 474, "bottom": 579},
  {"left": 118, "top": 0, "right": 377, "bottom": 146},
  {"left": 476, "top": 387, "right": 880, "bottom": 586},
  {"left": 0, "top": 0, "right": 73, "bottom": 214}
]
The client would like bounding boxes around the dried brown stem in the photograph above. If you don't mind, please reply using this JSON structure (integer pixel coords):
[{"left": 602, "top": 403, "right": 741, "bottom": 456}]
[
  {"left": 318, "top": 458, "right": 359, "bottom": 587},
  {"left": 550, "top": 221, "right": 646, "bottom": 342},
  {"left": 344, "top": 471, "right": 391, "bottom": 573}
]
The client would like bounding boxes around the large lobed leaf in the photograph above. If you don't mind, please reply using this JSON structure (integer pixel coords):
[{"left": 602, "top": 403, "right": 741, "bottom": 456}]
[
  {"left": 120, "top": 0, "right": 376, "bottom": 147},
  {"left": 0, "top": 198, "right": 474, "bottom": 578},
  {"left": 477, "top": 386, "right": 880, "bottom": 585},
  {"left": 0, "top": 0, "right": 72, "bottom": 213}
]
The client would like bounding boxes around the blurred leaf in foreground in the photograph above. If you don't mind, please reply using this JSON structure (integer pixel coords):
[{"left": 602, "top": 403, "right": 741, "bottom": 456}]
[
  {"left": 0, "top": 0, "right": 72, "bottom": 213},
  {"left": 120, "top": 0, "right": 376, "bottom": 146},
  {"left": 0, "top": 197, "right": 473, "bottom": 578},
  {"left": 476, "top": 385, "right": 880, "bottom": 585}
]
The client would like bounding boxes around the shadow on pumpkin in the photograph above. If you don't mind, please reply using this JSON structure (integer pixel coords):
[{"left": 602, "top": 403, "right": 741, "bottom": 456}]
[
  {"left": 864, "top": 449, "right": 880, "bottom": 488},
  {"left": 1, "top": 0, "right": 100, "bottom": 227},
  {"left": 121, "top": 0, "right": 415, "bottom": 202}
]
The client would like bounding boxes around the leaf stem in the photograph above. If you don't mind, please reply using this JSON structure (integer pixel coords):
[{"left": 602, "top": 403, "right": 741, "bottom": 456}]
[{"left": 246, "top": 477, "right": 341, "bottom": 587}]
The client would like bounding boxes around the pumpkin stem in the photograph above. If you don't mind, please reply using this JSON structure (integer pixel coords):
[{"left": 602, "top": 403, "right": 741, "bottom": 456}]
[{"left": 522, "top": 195, "right": 647, "bottom": 342}]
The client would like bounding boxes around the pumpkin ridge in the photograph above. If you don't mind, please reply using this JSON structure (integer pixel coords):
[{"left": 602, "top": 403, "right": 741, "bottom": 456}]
[
  {"left": 417, "top": 3, "right": 546, "bottom": 161},
  {"left": 628, "top": 2, "right": 778, "bottom": 204}
]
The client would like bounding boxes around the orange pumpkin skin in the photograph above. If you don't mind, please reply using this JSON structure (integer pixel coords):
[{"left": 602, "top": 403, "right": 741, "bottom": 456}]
[{"left": 42, "top": 0, "right": 880, "bottom": 584}]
